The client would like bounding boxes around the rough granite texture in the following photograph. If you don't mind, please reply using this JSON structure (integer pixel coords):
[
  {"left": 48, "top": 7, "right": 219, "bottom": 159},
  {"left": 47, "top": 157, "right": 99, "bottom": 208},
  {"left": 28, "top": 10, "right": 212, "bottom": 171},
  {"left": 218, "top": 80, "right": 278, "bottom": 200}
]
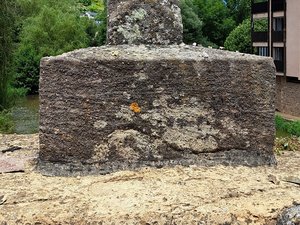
[
  {"left": 276, "top": 76, "right": 300, "bottom": 117},
  {"left": 38, "top": 45, "right": 276, "bottom": 176},
  {"left": 107, "top": 0, "right": 183, "bottom": 45},
  {"left": 277, "top": 205, "right": 300, "bottom": 225}
]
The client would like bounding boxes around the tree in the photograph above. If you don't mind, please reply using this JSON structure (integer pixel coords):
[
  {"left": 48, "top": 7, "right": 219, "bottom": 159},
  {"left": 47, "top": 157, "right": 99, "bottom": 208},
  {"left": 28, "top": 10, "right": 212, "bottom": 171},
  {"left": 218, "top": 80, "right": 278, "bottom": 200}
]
[
  {"left": 225, "top": 0, "right": 251, "bottom": 25},
  {"left": 0, "top": 0, "right": 14, "bottom": 110},
  {"left": 224, "top": 17, "right": 268, "bottom": 53},
  {"left": 85, "top": 0, "right": 107, "bottom": 46},
  {"left": 192, "top": 0, "right": 236, "bottom": 46},
  {"left": 224, "top": 19, "right": 251, "bottom": 53},
  {"left": 79, "top": 0, "right": 92, "bottom": 6},
  {"left": 180, "top": 0, "right": 204, "bottom": 44},
  {"left": 13, "top": 1, "right": 91, "bottom": 93},
  {"left": 11, "top": 0, "right": 107, "bottom": 94}
]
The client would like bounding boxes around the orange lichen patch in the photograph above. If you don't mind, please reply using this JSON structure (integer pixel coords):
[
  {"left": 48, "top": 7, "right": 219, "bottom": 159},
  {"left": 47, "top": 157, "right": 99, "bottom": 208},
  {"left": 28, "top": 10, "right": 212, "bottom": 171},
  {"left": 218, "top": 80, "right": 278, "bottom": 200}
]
[{"left": 130, "top": 102, "right": 141, "bottom": 113}]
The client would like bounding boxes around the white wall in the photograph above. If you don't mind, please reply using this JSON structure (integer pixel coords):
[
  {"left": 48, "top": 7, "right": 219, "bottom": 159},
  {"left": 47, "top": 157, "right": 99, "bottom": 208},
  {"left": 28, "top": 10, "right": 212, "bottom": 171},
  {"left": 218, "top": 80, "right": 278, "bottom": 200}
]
[{"left": 286, "top": 0, "right": 300, "bottom": 79}]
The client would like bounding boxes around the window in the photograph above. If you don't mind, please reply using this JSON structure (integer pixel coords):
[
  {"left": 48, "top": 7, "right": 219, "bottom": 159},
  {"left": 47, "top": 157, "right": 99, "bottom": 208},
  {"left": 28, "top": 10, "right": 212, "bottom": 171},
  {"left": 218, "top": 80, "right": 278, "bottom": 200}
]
[
  {"left": 274, "top": 47, "right": 283, "bottom": 61},
  {"left": 258, "top": 47, "right": 269, "bottom": 56},
  {"left": 273, "top": 47, "right": 284, "bottom": 72},
  {"left": 273, "top": 17, "right": 284, "bottom": 31}
]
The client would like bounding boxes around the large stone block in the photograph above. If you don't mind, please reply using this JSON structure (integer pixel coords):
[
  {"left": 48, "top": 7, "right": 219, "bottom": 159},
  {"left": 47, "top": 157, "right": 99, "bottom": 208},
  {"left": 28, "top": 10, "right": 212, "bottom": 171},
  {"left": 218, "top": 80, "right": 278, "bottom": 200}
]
[
  {"left": 38, "top": 45, "right": 276, "bottom": 175},
  {"left": 107, "top": 0, "right": 183, "bottom": 45}
]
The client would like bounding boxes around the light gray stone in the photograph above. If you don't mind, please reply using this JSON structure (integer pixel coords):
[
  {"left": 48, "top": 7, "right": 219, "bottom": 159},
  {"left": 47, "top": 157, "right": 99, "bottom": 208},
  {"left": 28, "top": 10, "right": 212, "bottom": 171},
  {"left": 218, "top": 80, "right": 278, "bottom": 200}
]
[
  {"left": 277, "top": 205, "right": 300, "bottom": 225},
  {"left": 107, "top": 0, "right": 183, "bottom": 45}
]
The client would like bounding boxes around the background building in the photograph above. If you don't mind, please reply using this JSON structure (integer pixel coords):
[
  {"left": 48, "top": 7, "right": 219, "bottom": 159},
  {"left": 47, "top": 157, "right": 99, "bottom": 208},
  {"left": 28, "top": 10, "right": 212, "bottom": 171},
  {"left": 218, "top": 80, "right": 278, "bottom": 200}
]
[{"left": 251, "top": 0, "right": 300, "bottom": 117}]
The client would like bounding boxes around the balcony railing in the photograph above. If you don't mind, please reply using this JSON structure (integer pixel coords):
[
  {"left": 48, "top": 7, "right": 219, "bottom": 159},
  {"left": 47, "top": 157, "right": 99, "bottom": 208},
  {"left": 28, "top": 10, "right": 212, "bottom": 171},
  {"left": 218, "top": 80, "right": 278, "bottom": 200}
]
[
  {"left": 252, "top": 2, "right": 268, "bottom": 14},
  {"left": 274, "top": 60, "right": 284, "bottom": 72},
  {"left": 272, "top": 0, "right": 285, "bottom": 12},
  {"left": 272, "top": 31, "right": 284, "bottom": 42},
  {"left": 252, "top": 32, "right": 268, "bottom": 42}
]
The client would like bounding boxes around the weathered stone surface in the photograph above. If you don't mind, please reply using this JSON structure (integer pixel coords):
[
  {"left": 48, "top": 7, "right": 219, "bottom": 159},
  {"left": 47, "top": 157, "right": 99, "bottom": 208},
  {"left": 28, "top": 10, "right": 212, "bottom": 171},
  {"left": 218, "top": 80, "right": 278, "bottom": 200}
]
[
  {"left": 277, "top": 205, "right": 300, "bottom": 225},
  {"left": 107, "top": 0, "right": 183, "bottom": 45},
  {"left": 0, "top": 156, "right": 25, "bottom": 173},
  {"left": 38, "top": 45, "right": 276, "bottom": 175},
  {"left": 276, "top": 76, "right": 300, "bottom": 117}
]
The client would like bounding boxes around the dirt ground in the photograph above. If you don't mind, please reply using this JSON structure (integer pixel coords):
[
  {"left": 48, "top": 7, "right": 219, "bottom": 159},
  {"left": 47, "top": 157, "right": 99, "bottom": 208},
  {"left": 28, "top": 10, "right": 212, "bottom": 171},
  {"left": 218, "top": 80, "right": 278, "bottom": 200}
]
[{"left": 0, "top": 134, "right": 299, "bottom": 225}]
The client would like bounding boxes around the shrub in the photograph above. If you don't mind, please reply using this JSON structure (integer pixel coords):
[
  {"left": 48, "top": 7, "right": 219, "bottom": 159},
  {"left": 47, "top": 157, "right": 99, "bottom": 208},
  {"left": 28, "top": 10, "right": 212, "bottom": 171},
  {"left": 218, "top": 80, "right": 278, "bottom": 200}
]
[
  {"left": 224, "top": 19, "right": 251, "bottom": 53},
  {"left": 0, "top": 110, "right": 15, "bottom": 134}
]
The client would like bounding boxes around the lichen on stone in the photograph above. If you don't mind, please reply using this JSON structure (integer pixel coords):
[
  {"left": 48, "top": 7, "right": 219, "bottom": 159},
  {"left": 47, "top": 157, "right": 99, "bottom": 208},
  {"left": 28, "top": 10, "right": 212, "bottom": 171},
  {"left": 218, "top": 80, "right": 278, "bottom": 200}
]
[
  {"left": 107, "top": 129, "right": 154, "bottom": 161},
  {"left": 117, "top": 24, "right": 142, "bottom": 44},
  {"left": 130, "top": 102, "right": 141, "bottom": 113},
  {"left": 131, "top": 8, "right": 147, "bottom": 21},
  {"left": 94, "top": 120, "right": 108, "bottom": 129},
  {"left": 115, "top": 105, "right": 135, "bottom": 122}
]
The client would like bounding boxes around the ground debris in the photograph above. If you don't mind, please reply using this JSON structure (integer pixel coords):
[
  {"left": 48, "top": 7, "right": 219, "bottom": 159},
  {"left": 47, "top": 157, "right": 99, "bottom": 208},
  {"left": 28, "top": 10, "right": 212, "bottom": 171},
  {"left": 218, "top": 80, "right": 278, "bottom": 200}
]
[
  {"left": 0, "top": 195, "right": 6, "bottom": 205},
  {"left": 268, "top": 174, "right": 280, "bottom": 185},
  {"left": 0, "top": 134, "right": 299, "bottom": 224},
  {"left": 1, "top": 146, "right": 22, "bottom": 153},
  {"left": 282, "top": 176, "right": 300, "bottom": 186}
]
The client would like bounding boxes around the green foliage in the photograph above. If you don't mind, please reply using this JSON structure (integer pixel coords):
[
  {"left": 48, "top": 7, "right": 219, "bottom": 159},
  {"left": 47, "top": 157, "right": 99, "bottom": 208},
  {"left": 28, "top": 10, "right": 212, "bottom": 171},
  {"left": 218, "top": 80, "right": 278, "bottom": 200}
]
[
  {"left": 192, "top": 0, "right": 236, "bottom": 46},
  {"left": 275, "top": 115, "right": 286, "bottom": 131},
  {"left": 274, "top": 115, "right": 300, "bottom": 154},
  {"left": 7, "top": 86, "right": 28, "bottom": 103},
  {"left": 180, "top": 0, "right": 245, "bottom": 46},
  {"left": 88, "top": 0, "right": 105, "bottom": 12},
  {"left": 0, "top": 110, "right": 15, "bottom": 134},
  {"left": 16, "top": 0, "right": 80, "bottom": 20},
  {"left": 224, "top": 17, "right": 269, "bottom": 53},
  {"left": 77, "top": 0, "right": 105, "bottom": 13},
  {"left": 0, "top": 0, "right": 14, "bottom": 110},
  {"left": 83, "top": 0, "right": 106, "bottom": 46},
  {"left": 10, "top": 0, "right": 107, "bottom": 94},
  {"left": 180, "top": 0, "right": 203, "bottom": 44},
  {"left": 224, "top": 19, "right": 251, "bottom": 53},
  {"left": 79, "top": 0, "right": 92, "bottom": 6},
  {"left": 225, "top": 0, "right": 251, "bottom": 25},
  {"left": 287, "top": 122, "right": 300, "bottom": 137},
  {"left": 91, "top": 0, "right": 107, "bottom": 46},
  {"left": 275, "top": 115, "right": 300, "bottom": 137},
  {"left": 14, "top": 45, "right": 40, "bottom": 93},
  {"left": 5, "top": 0, "right": 251, "bottom": 96},
  {"left": 21, "top": 7, "right": 89, "bottom": 54},
  {"left": 253, "top": 18, "right": 268, "bottom": 32},
  {"left": 13, "top": 0, "right": 105, "bottom": 94}
]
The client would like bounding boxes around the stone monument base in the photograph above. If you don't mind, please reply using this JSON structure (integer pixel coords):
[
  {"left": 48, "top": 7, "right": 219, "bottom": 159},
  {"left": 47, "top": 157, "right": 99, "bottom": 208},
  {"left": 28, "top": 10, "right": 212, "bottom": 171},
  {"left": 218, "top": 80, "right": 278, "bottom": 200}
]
[
  {"left": 38, "top": 45, "right": 276, "bottom": 176},
  {"left": 38, "top": 150, "right": 276, "bottom": 176}
]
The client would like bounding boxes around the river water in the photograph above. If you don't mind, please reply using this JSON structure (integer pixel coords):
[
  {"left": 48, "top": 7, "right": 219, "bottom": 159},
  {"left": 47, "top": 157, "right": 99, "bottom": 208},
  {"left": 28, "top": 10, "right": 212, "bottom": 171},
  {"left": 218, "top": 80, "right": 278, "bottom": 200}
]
[{"left": 11, "top": 95, "right": 39, "bottom": 134}]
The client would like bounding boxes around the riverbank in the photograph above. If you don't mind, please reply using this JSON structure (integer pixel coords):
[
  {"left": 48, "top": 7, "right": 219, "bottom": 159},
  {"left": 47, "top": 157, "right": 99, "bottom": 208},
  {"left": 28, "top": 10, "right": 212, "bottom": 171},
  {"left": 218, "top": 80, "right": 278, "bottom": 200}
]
[
  {"left": 0, "top": 95, "right": 39, "bottom": 134},
  {"left": 0, "top": 134, "right": 299, "bottom": 224}
]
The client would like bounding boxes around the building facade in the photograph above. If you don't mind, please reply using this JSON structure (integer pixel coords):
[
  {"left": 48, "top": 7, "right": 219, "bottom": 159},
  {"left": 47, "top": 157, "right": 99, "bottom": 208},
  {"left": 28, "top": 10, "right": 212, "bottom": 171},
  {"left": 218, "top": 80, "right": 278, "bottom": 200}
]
[{"left": 251, "top": 0, "right": 300, "bottom": 117}]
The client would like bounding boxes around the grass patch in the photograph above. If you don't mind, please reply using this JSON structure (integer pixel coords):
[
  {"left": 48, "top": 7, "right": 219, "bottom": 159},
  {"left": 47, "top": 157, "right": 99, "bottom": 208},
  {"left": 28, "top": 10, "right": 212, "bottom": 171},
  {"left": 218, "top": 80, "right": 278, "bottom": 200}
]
[
  {"left": 275, "top": 115, "right": 300, "bottom": 154},
  {"left": 275, "top": 115, "right": 300, "bottom": 137},
  {"left": 0, "top": 110, "right": 15, "bottom": 134}
]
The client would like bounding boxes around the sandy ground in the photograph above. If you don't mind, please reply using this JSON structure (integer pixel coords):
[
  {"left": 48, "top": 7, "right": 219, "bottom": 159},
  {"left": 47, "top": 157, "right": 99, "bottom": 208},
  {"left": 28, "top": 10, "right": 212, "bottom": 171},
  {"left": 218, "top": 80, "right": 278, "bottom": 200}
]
[{"left": 0, "top": 134, "right": 299, "bottom": 224}]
